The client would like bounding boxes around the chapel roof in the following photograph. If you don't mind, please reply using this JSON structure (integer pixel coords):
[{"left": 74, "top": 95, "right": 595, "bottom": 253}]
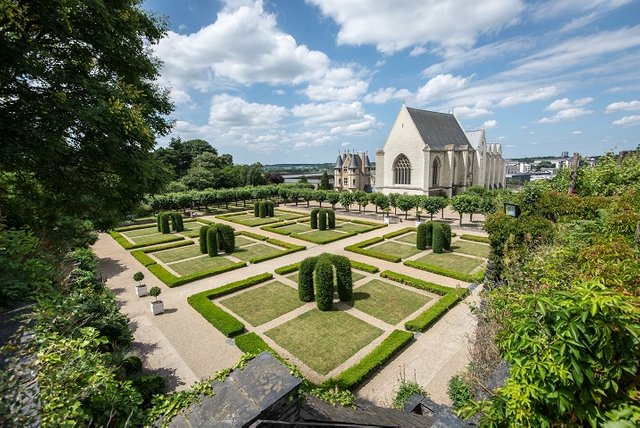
[
  {"left": 406, "top": 107, "right": 471, "bottom": 150},
  {"left": 465, "top": 129, "right": 485, "bottom": 150}
]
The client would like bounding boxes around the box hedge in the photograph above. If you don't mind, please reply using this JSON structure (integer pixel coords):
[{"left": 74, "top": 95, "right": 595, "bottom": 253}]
[
  {"left": 234, "top": 332, "right": 276, "bottom": 355},
  {"left": 460, "top": 234, "right": 490, "bottom": 244},
  {"left": 382, "top": 227, "right": 415, "bottom": 240},
  {"left": 402, "top": 261, "right": 484, "bottom": 283},
  {"left": 291, "top": 231, "right": 357, "bottom": 245},
  {"left": 310, "top": 208, "right": 319, "bottom": 229},
  {"left": 148, "top": 261, "right": 247, "bottom": 288},
  {"left": 345, "top": 237, "right": 402, "bottom": 263},
  {"left": 380, "top": 270, "right": 456, "bottom": 296},
  {"left": 199, "top": 226, "right": 208, "bottom": 254},
  {"left": 314, "top": 256, "right": 334, "bottom": 311},
  {"left": 206, "top": 226, "right": 219, "bottom": 256},
  {"left": 237, "top": 230, "right": 269, "bottom": 241},
  {"left": 350, "top": 260, "right": 379, "bottom": 273},
  {"left": 318, "top": 208, "right": 327, "bottom": 231},
  {"left": 327, "top": 209, "right": 336, "bottom": 229},
  {"left": 404, "top": 292, "right": 464, "bottom": 332},
  {"left": 298, "top": 257, "right": 316, "bottom": 302},
  {"left": 431, "top": 222, "right": 445, "bottom": 254},
  {"left": 274, "top": 262, "right": 301, "bottom": 275}
]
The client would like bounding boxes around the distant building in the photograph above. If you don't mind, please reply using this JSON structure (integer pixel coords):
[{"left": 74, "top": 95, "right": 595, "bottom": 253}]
[
  {"left": 375, "top": 104, "right": 506, "bottom": 197},
  {"left": 333, "top": 151, "right": 373, "bottom": 192},
  {"left": 561, "top": 151, "right": 569, "bottom": 158}
]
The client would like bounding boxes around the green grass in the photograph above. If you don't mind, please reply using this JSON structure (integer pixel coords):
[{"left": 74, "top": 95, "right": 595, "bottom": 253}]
[
  {"left": 231, "top": 243, "right": 285, "bottom": 262},
  {"left": 450, "top": 240, "right": 490, "bottom": 258},
  {"left": 285, "top": 272, "right": 298, "bottom": 283},
  {"left": 153, "top": 245, "right": 203, "bottom": 263},
  {"left": 334, "top": 222, "right": 371, "bottom": 233},
  {"left": 266, "top": 309, "right": 383, "bottom": 375},
  {"left": 276, "top": 223, "right": 312, "bottom": 234},
  {"left": 413, "top": 252, "right": 484, "bottom": 274},
  {"left": 234, "top": 236, "right": 256, "bottom": 247},
  {"left": 394, "top": 232, "right": 418, "bottom": 245},
  {"left": 284, "top": 270, "right": 366, "bottom": 284},
  {"left": 351, "top": 279, "right": 431, "bottom": 325},
  {"left": 181, "top": 222, "right": 210, "bottom": 238},
  {"left": 122, "top": 226, "right": 159, "bottom": 237},
  {"left": 169, "top": 255, "right": 238, "bottom": 276},
  {"left": 127, "top": 232, "right": 184, "bottom": 246},
  {"left": 233, "top": 215, "right": 281, "bottom": 226},
  {"left": 294, "top": 229, "right": 348, "bottom": 243},
  {"left": 367, "top": 241, "right": 422, "bottom": 259},
  {"left": 220, "top": 281, "right": 304, "bottom": 326}
]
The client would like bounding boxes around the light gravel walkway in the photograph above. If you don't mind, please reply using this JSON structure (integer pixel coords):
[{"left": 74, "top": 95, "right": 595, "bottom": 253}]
[{"left": 94, "top": 206, "right": 485, "bottom": 396}]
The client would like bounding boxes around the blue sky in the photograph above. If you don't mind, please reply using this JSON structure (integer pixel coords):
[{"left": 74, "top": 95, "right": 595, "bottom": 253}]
[{"left": 143, "top": 0, "right": 640, "bottom": 163}]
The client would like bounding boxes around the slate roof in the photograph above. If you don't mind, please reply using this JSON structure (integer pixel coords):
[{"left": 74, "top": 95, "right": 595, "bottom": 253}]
[
  {"left": 334, "top": 154, "right": 343, "bottom": 168},
  {"left": 406, "top": 107, "right": 471, "bottom": 150},
  {"left": 348, "top": 153, "right": 361, "bottom": 169},
  {"left": 465, "top": 129, "right": 485, "bottom": 150},
  {"left": 364, "top": 153, "right": 372, "bottom": 168}
]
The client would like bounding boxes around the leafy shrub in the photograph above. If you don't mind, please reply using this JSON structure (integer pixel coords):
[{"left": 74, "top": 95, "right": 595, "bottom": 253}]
[
  {"left": 131, "top": 374, "right": 165, "bottom": 407},
  {"left": 234, "top": 332, "right": 275, "bottom": 355},
  {"left": 327, "top": 209, "right": 336, "bottom": 229},
  {"left": 121, "top": 355, "right": 143, "bottom": 375},
  {"left": 327, "top": 330, "right": 413, "bottom": 390},
  {"left": 392, "top": 379, "right": 427, "bottom": 410},
  {"left": 299, "top": 257, "right": 317, "bottom": 302},
  {"left": 67, "top": 247, "right": 98, "bottom": 271},
  {"left": 217, "top": 224, "right": 235, "bottom": 254},
  {"left": 206, "top": 226, "right": 218, "bottom": 256},
  {"left": 199, "top": 225, "right": 208, "bottom": 253},
  {"left": 310, "top": 208, "right": 319, "bottom": 229},
  {"left": 416, "top": 223, "right": 428, "bottom": 250},
  {"left": 432, "top": 222, "right": 445, "bottom": 253},
  {"left": 332, "top": 255, "right": 352, "bottom": 302},
  {"left": 318, "top": 208, "right": 327, "bottom": 230},
  {"left": 448, "top": 374, "right": 472, "bottom": 410},
  {"left": 149, "top": 286, "right": 161, "bottom": 301},
  {"left": 314, "top": 256, "right": 334, "bottom": 311},
  {"left": 133, "top": 272, "right": 144, "bottom": 284}
]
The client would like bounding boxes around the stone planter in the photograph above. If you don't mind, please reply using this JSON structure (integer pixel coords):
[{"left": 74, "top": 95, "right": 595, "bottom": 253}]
[
  {"left": 415, "top": 220, "right": 424, "bottom": 227},
  {"left": 150, "top": 300, "right": 164, "bottom": 315},
  {"left": 135, "top": 284, "right": 148, "bottom": 297},
  {"left": 384, "top": 217, "right": 391, "bottom": 224}
]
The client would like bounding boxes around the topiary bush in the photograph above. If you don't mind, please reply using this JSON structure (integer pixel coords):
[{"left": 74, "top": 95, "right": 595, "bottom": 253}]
[
  {"left": 314, "top": 255, "right": 334, "bottom": 311},
  {"left": 199, "top": 225, "right": 209, "bottom": 254},
  {"left": 310, "top": 208, "right": 319, "bottom": 229},
  {"left": 318, "top": 208, "right": 327, "bottom": 231},
  {"left": 432, "top": 222, "right": 445, "bottom": 254},
  {"left": 424, "top": 221, "right": 433, "bottom": 246},
  {"left": 159, "top": 213, "right": 171, "bottom": 234},
  {"left": 441, "top": 222, "right": 452, "bottom": 250},
  {"left": 327, "top": 209, "right": 336, "bottom": 229},
  {"left": 254, "top": 203, "right": 260, "bottom": 217},
  {"left": 258, "top": 201, "right": 267, "bottom": 218},
  {"left": 416, "top": 223, "right": 428, "bottom": 250},
  {"left": 131, "top": 374, "right": 165, "bottom": 407},
  {"left": 121, "top": 355, "right": 143, "bottom": 375},
  {"left": 206, "top": 226, "right": 219, "bottom": 256},
  {"left": 298, "top": 257, "right": 317, "bottom": 302},
  {"left": 217, "top": 224, "right": 235, "bottom": 254},
  {"left": 332, "top": 255, "right": 352, "bottom": 301},
  {"left": 266, "top": 200, "right": 274, "bottom": 217},
  {"left": 171, "top": 212, "right": 184, "bottom": 232},
  {"left": 156, "top": 214, "right": 162, "bottom": 232}
]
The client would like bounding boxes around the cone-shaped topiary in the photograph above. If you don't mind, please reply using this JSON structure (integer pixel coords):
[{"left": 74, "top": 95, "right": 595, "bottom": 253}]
[
  {"left": 298, "top": 257, "right": 317, "bottom": 302},
  {"left": 314, "top": 256, "right": 334, "bottom": 311},
  {"left": 432, "top": 222, "right": 445, "bottom": 254},
  {"left": 199, "top": 225, "right": 209, "bottom": 254},
  {"left": 310, "top": 208, "right": 320, "bottom": 229},
  {"left": 318, "top": 208, "right": 327, "bottom": 231},
  {"left": 441, "top": 223, "right": 452, "bottom": 250},
  {"left": 206, "top": 226, "right": 219, "bottom": 256},
  {"left": 327, "top": 209, "right": 336, "bottom": 229}
]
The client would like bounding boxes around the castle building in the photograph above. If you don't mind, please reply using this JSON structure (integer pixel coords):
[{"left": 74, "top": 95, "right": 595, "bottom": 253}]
[
  {"left": 375, "top": 104, "right": 506, "bottom": 197},
  {"left": 333, "top": 151, "right": 373, "bottom": 192}
]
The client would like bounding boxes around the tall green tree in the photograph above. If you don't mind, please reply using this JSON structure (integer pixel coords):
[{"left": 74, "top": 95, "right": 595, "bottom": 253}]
[
  {"left": 319, "top": 170, "right": 331, "bottom": 190},
  {"left": 0, "top": 0, "right": 173, "bottom": 230},
  {"left": 155, "top": 138, "right": 218, "bottom": 178}
]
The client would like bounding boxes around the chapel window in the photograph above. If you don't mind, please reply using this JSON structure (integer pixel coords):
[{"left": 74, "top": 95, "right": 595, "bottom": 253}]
[{"left": 393, "top": 154, "right": 411, "bottom": 185}]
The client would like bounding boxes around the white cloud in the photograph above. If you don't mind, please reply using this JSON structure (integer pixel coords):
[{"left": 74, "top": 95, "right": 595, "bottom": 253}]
[
  {"left": 605, "top": 100, "right": 640, "bottom": 112},
  {"left": 341, "top": 142, "right": 351, "bottom": 147},
  {"left": 529, "top": 0, "right": 632, "bottom": 22},
  {"left": 291, "top": 101, "right": 379, "bottom": 135},
  {"left": 483, "top": 119, "right": 498, "bottom": 129},
  {"left": 453, "top": 102, "right": 493, "bottom": 119},
  {"left": 301, "top": 67, "right": 369, "bottom": 102},
  {"left": 545, "top": 97, "right": 593, "bottom": 111},
  {"left": 538, "top": 107, "right": 593, "bottom": 123},
  {"left": 169, "top": 88, "right": 193, "bottom": 106},
  {"left": 154, "top": 1, "right": 329, "bottom": 89},
  {"left": 498, "top": 86, "right": 558, "bottom": 107},
  {"left": 409, "top": 46, "right": 427, "bottom": 57},
  {"left": 572, "top": 130, "right": 583, "bottom": 134},
  {"left": 308, "top": 0, "right": 524, "bottom": 54},
  {"left": 209, "top": 94, "right": 288, "bottom": 127},
  {"left": 273, "top": 89, "right": 285, "bottom": 95},
  {"left": 416, "top": 74, "right": 470, "bottom": 102},
  {"left": 612, "top": 115, "right": 640, "bottom": 126},
  {"left": 363, "top": 87, "right": 412, "bottom": 104}
]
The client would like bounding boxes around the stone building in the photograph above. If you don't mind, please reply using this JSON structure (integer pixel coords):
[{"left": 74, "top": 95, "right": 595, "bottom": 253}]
[
  {"left": 375, "top": 104, "right": 506, "bottom": 196},
  {"left": 333, "top": 151, "right": 373, "bottom": 192}
]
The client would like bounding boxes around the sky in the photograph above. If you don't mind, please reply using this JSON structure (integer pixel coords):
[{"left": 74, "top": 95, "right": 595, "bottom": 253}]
[{"left": 142, "top": 0, "right": 640, "bottom": 163}]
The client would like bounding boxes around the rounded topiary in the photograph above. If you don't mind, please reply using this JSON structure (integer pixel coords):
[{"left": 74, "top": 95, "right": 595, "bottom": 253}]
[
  {"left": 298, "top": 257, "right": 317, "bottom": 302},
  {"left": 332, "top": 255, "right": 352, "bottom": 301},
  {"left": 318, "top": 208, "right": 327, "bottom": 231},
  {"left": 254, "top": 203, "right": 260, "bottom": 217},
  {"left": 122, "top": 355, "right": 143, "bottom": 375},
  {"left": 441, "top": 223, "right": 452, "bottom": 250},
  {"left": 266, "top": 200, "right": 274, "bottom": 217},
  {"left": 217, "top": 224, "right": 235, "bottom": 254},
  {"left": 133, "top": 272, "right": 144, "bottom": 285},
  {"left": 159, "top": 213, "right": 171, "bottom": 234},
  {"left": 206, "top": 226, "right": 219, "bottom": 257},
  {"left": 199, "top": 225, "right": 209, "bottom": 254},
  {"left": 327, "top": 209, "right": 336, "bottom": 229},
  {"left": 432, "top": 222, "right": 445, "bottom": 254},
  {"left": 258, "top": 201, "right": 267, "bottom": 218},
  {"left": 314, "top": 256, "right": 334, "bottom": 311},
  {"left": 310, "top": 208, "right": 320, "bottom": 229},
  {"left": 149, "top": 286, "right": 161, "bottom": 302},
  {"left": 171, "top": 212, "right": 184, "bottom": 232},
  {"left": 416, "top": 223, "right": 428, "bottom": 250}
]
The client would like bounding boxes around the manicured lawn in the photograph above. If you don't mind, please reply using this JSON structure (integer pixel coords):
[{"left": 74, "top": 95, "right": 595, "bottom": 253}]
[
  {"left": 334, "top": 222, "right": 371, "bottom": 233},
  {"left": 413, "top": 252, "right": 484, "bottom": 274},
  {"left": 450, "top": 240, "right": 491, "bottom": 258},
  {"left": 127, "top": 232, "right": 182, "bottom": 246},
  {"left": 296, "top": 229, "right": 347, "bottom": 243},
  {"left": 232, "top": 243, "right": 284, "bottom": 262},
  {"left": 181, "top": 222, "right": 210, "bottom": 238},
  {"left": 219, "top": 210, "right": 303, "bottom": 227},
  {"left": 276, "top": 211, "right": 304, "bottom": 220},
  {"left": 266, "top": 309, "right": 383, "bottom": 374},
  {"left": 234, "top": 236, "right": 255, "bottom": 247},
  {"left": 219, "top": 281, "right": 304, "bottom": 326},
  {"left": 277, "top": 223, "right": 312, "bottom": 234},
  {"left": 153, "top": 245, "right": 202, "bottom": 263},
  {"left": 367, "top": 241, "right": 422, "bottom": 259},
  {"left": 123, "top": 226, "right": 159, "bottom": 237},
  {"left": 394, "top": 232, "right": 418, "bottom": 245},
  {"left": 351, "top": 279, "right": 431, "bottom": 325},
  {"left": 284, "top": 270, "right": 366, "bottom": 284},
  {"left": 169, "top": 255, "right": 238, "bottom": 276}
]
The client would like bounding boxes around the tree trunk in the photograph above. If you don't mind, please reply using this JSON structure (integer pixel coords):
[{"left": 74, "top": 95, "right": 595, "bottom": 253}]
[
  {"left": 405, "top": 211, "right": 408, "bottom": 219},
  {"left": 459, "top": 213, "right": 463, "bottom": 226},
  {"left": 470, "top": 213, "right": 474, "bottom": 222}
]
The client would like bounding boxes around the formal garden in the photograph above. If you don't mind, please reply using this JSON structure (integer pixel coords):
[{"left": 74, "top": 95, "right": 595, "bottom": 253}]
[{"left": 187, "top": 254, "right": 468, "bottom": 386}]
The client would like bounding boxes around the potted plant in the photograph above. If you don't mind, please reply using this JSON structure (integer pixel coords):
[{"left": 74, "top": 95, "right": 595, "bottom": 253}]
[
  {"left": 134, "top": 272, "right": 147, "bottom": 297},
  {"left": 383, "top": 207, "right": 391, "bottom": 224},
  {"left": 149, "top": 287, "right": 164, "bottom": 315},
  {"left": 415, "top": 208, "right": 424, "bottom": 226}
]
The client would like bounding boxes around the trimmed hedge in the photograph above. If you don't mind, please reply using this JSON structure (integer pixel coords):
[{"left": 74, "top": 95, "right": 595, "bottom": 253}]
[
  {"left": 441, "top": 223, "right": 452, "bottom": 250},
  {"left": 327, "top": 209, "right": 336, "bottom": 229},
  {"left": 325, "top": 330, "right": 413, "bottom": 390},
  {"left": 298, "top": 257, "right": 316, "bottom": 302},
  {"left": 432, "top": 222, "right": 445, "bottom": 254},
  {"left": 131, "top": 250, "right": 156, "bottom": 267},
  {"left": 258, "top": 201, "right": 267, "bottom": 218},
  {"left": 314, "top": 256, "right": 334, "bottom": 311},
  {"left": 382, "top": 227, "right": 415, "bottom": 240},
  {"left": 148, "top": 261, "right": 247, "bottom": 288},
  {"left": 131, "top": 241, "right": 196, "bottom": 267},
  {"left": 266, "top": 200, "right": 274, "bottom": 217},
  {"left": 115, "top": 222, "right": 157, "bottom": 232},
  {"left": 187, "top": 273, "right": 274, "bottom": 337},
  {"left": 332, "top": 255, "right": 352, "bottom": 302},
  {"left": 247, "top": 239, "right": 305, "bottom": 264},
  {"left": 345, "top": 237, "right": 402, "bottom": 263},
  {"left": 206, "top": 226, "right": 219, "bottom": 256},
  {"left": 350, "top": 260, "right": 379, "bottom": 273},
  {"left": 318, "top": 208, "right": 327, "bottom": 231},
  {"left": 217, "top": 224, "right": 235, "bottom": 253},
  {"left": 199, "top": 226, "right": 208, "bottom": 254},
  {"left": 460, "top": 234, "right": 490, "bottom": 244},
  {"left": 416, "top": 223, "right": 429, "bottom": 250},
  {"left": 403, "top": 260, "right": 484, "bottom": 283},
  {"left": 380, "top": 270, "right": 455, "bottom": 296},
  {"left": 143, "top": 240, "right": 195, "bottom": 253},
  {"left": 310, "top": 208, "right": 319, "bottom": 229},
  {"left": 260, "top": 221, "right": 296, "bottom": 235},
  {"left": 291, "top": 231, "right": 357, "bottom": 245},
  {"left": 274, "top": 262, "right": 300, "bottom": 275},
  {"left": 237, "top": 230, "right": 269, "bottom": 241},
  {"left": 108, "top": 231, "right": 184, "bottom": 250},
  {"left": 254, "top": 203, "right": 260, "bottom": 217},
  {"left": 159, "top": 213, "right": 171, "bottom": 234},
  {"left": 171, "top": 212, "right": 184, "bottom": 232},
  {"left": 405, "top": 292, "right": 463, "bottom": 332},
  {"left": 234, "top": 332, "right": 276, "bottom": 355}
]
